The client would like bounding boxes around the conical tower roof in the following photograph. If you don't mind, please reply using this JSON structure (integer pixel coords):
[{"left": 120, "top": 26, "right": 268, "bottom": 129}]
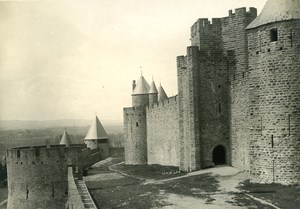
[
  {"left": 158, "top": 84, "right": 168, "bottom": 102},
  {"left": 132, "top": 76, "right": 150, "bottom": 95},
  {"left": 149, "top": 80, "right": 158, "bottom": 94},
  {"left": 85, "top": 116, "right": 109, "bottom": 140},
  {"left": 59, "top": 128, "right": 71, "bottom": 146},
  {"left": 246, "top": 0, "right": 300, "bottom": 29}
]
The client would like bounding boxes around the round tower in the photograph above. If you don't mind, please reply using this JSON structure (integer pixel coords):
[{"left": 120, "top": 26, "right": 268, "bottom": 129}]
[
  {"left": 124, "top": 75, "right": 150, "bottom": 165},
  {"left": 124, "top": 106, "right": 148, "bottom": 164},
  {"left": 246, "top": 0, "right": 300, "bottom": 185},
  {"left": 6, "top": 146, "right": 68, "bottom": 209},
  {"left": 149, "top": 79, "right": 158, "bottom": 106},
  {"left": 132, "top": 75, "right": 150, "bottom": 107}
]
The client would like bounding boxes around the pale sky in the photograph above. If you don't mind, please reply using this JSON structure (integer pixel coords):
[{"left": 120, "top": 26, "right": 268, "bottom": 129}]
[{"left": 0, "top": 0, "right": 267, "bottom": 122}]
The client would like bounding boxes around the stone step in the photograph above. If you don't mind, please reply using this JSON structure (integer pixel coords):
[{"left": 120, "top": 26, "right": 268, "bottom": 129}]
[{"left": 75, "top": 179, "right": 97, "bottom": 209}]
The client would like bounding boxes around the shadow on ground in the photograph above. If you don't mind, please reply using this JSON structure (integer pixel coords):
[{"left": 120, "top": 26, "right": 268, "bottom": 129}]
[{"left": 85, "top": 158, "right": 299, "bottom": 209}]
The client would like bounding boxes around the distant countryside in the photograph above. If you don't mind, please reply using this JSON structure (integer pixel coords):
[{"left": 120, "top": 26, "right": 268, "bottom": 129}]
[{"left": 0, "top": 120, "right": 124, "bottom": 178}]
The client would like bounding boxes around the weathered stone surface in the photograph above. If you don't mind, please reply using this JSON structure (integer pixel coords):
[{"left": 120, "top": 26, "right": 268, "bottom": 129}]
[
  {"left": 247, "top": 19, "right": 300, "bottom": 185},
  {"left": 123, "top": 0, "right": 300, "bottom": 185},
  {"left": 6, "top": 147, "right": 68, "bottom": 209},
  {"left": 147, "top": 96, "right": 179, "bottom": 166}
]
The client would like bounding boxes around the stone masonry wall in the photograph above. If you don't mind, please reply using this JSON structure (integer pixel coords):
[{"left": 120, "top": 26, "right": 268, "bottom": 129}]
[
  {"left": 98, "top": 139, "right": 109, "bottom": 160},
  {"left": 66, "top": 167, "right": 85, "bottom": 209},
  {"left": 221, "top": 7, "right": 257, "bottom": 171},
  {"left": 132, "top": 94, "right": 149, "bottom": 107},
  {"left": 247, "top": 20, "right": 300, "bottom": 185},
  {"left": 6, "top": 146, "right": 68, "bottom": 209},
  {"left": 191, "top": 18, "right": 222, "bottom": 53},
  {"left": 177, "top": 55, "right": 189, "bottom": 170},
  {"left": 196, "top": 50, "right": 232, "bottom": 168},
  {"left": 146, "top": 96, "right": 179, "bottom": 166},
  {"left": 123, "top": 106, "right": 147, "bottom": 165},
  {"left": 183, "top": 8, "right": 257, "bottom": 171},
  {"left": 177, "top": 46, "right": 201, "bottom": 172}
]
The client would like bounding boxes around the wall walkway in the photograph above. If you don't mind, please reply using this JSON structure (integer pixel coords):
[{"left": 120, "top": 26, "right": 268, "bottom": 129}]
[{"left": 66, "top": 167, "right": 97, "bottom": 209}]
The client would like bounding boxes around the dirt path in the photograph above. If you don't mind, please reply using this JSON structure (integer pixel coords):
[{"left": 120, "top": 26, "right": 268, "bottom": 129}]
[
  {"left": 143, "top": 166, "right": 241, "bottom": 185},
  {"left": 104, "top": 160, "right": 280, "bottom": 209},
  {"left": 244, "top": 194, "right": 281, "bottom": 209}
]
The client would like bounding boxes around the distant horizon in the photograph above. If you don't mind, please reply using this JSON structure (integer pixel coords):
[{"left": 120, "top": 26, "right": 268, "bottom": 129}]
[
  {"left": 0, "top": 118, "right": 122, "bottom": 123},
  {"left": 0, "top": 118, "right": 123, "bottom": 131}
]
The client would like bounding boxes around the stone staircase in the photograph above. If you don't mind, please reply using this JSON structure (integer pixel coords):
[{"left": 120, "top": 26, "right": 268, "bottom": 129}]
[{"left": 75, "top": 179, "right": 97, "bottom": 209}]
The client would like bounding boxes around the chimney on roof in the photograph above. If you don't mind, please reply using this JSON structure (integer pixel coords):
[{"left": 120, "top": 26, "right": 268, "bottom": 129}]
[{"left": 132, "top": 80, "right": 136, "bottom": 91}]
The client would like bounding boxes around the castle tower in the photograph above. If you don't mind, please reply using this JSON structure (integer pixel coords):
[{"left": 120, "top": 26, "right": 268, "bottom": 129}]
[
  {"left": 6, "top": 146, "right": 68, "bottom": 209},
  {"left": 59, "top": 127, "right": 71, "bottom": 146},
  {"left": 132, "top": 75, "right": 150, "bottom": 107},
  {"left": 246, "top": 0, "right": 300, "bottom": 185},
  {"left": 123, "top": 75, "right": 149, "bottom": 165},
  {"left": 158, "top": 83, "right": 168, "bottom": 102},
  {"left": 148, "top": 79, "right": 158, "bottom": 106},
  {"left": 84, "top": 116, "right": 109, "bottom": 159}
]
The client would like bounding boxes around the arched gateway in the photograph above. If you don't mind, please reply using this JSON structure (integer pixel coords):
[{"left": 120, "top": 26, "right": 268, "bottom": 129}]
[{"left": 213, "top": 145, "right": 226, "bottom": 165}]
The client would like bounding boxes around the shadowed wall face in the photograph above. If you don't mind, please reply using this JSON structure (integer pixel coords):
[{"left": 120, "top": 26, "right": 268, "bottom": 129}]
[{"left": 6, "top": 147, "right": 68, "bottom": 209}]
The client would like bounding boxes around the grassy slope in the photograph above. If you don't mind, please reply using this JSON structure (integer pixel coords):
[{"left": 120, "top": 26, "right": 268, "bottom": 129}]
[
  {"left": 87, "top": 159, "right": 300, "bottom": 209},
  {"left": 239, "top": 180, "right": 300, "bottom": 209}
]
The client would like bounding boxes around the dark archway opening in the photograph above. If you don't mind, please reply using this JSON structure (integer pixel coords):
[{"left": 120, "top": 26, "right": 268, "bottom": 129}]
[{"left": 213, "top": 145, "right": 226, "bottom": 165}]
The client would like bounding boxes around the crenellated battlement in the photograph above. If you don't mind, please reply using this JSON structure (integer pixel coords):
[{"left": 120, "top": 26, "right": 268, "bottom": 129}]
[
  {"left": 191, "top": 18, "right": 222, "bottom": 37},
  {"left": 191, "top": 18, "right": 221, "bottom": 31},
  {"left": 191, "top": 7, "right": 257, "bottom": 36},
  {"left": 6, "top": 145, "right": 84, "bottom": 166},
  {"left": 123, "top": 106, "right": 146, "bottom": 115},
  {"left": 147, "top": 95, "right": 178, "bottom": 111},
  {"left": 222, "top": 7, "right": 258, "bottom": 28},
  {"left": 124, "top": 0, "right": 300, "bottom": 185},
  {"left": 228, "top": 7, "right": 257, "bottom": 17}
]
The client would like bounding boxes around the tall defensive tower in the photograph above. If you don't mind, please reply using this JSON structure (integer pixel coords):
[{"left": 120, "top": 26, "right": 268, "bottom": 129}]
[
  {"left": 6, "top": 146, "right": 68, "bottom": 209},
  {"left": 123, "top": 75, "right": 149, "bottom": 164},
  {"left": 246, "top": 0, "right": 300, "bottom": 185}
]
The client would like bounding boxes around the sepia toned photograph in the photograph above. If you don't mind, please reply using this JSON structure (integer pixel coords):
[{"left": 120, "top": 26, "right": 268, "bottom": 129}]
[{"left": 0, "top": 0, "right": 299, "bottom": 208}]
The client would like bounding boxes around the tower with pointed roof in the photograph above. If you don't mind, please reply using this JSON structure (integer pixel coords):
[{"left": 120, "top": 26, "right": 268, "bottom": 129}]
[
  {"left": 123, "top": 0, "right": 299, "bottom": 185},
  {"left": 149, "top": 80, "right": 158, "bottom": 106},
  {"left": 124, "top": 75, "right": 149, "bottom": 164},
  {"left": 246, "top": 0, "right": 300, "bottom": 184},
  {"left": 84, "top": 115, "right": 110, "bottom": 160},
  {"left": 132, "top": 75, "right": 150, "bottom": 107},
  {"left": 124, "top": 74, "right": 171, "bottom": 165},
  {"left": 158, "top": 83, "right": 168, "bottom": 102},
  {"left": 59, "top": 127, "right": 71, "bottom": 147}
]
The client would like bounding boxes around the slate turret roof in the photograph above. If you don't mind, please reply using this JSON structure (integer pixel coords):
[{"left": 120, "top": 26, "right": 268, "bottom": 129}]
[
  {"left": 132, "top": 76, "right": 150, "bottom": 95},
  {"left": 149, "top": 80, "right": 158, "bottom": 94},
  {"left": 246, "top": 0, "right": 300, "bottom": 29},
  {"left": 158, "top": 84, "right": 168, "bottom": 102},
  {"left": 85, "top": 116, "right": 109, "bottom": 140},
  {"left": 59, "top": 128, "right": 71, "bottom": 146}
]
